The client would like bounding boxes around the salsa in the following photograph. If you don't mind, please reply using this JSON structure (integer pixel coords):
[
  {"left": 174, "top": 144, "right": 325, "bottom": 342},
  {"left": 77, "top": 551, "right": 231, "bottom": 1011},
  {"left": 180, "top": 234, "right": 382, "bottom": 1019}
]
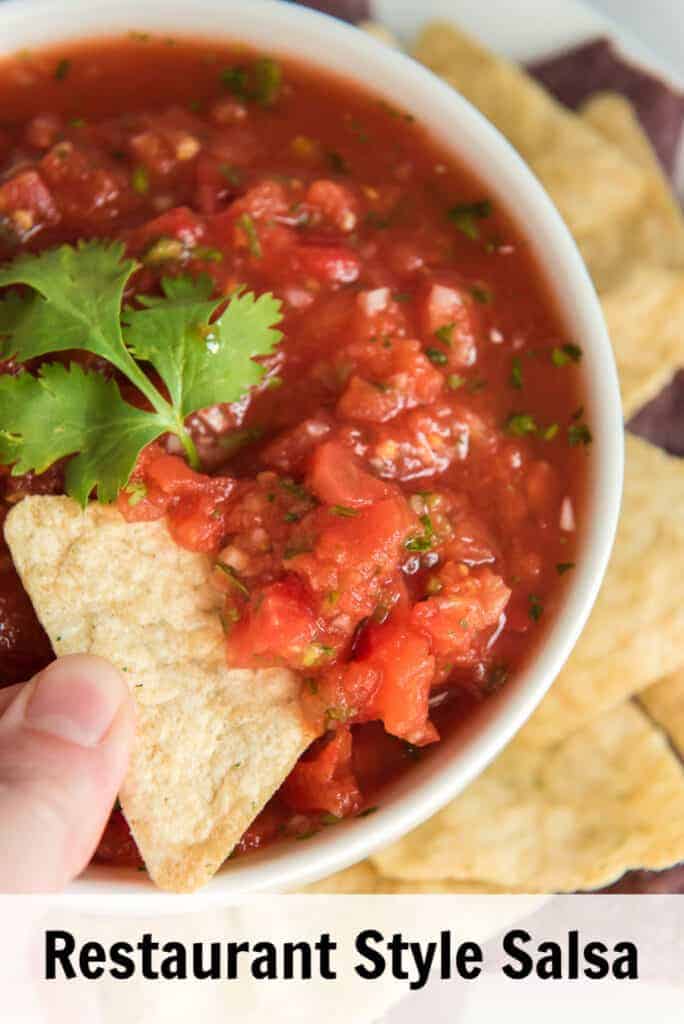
[{"left": 0, "top": 35, "right": 588, "bottom": 864}]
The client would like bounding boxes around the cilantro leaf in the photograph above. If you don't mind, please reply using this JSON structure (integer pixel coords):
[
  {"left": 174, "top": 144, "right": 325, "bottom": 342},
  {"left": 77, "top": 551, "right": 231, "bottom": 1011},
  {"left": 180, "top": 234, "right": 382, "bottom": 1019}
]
[
  {"left": 123, "top": 277, "right": 282, "bottom": 418},
  {"left": 0, "top": 241, "right": 284, "bottom": 504},
  {"left": 0, "top": 241, "right": 138, "bottom": 374},
  {"left": 0, "top": 364, "right": 166, "bottom": 504}
]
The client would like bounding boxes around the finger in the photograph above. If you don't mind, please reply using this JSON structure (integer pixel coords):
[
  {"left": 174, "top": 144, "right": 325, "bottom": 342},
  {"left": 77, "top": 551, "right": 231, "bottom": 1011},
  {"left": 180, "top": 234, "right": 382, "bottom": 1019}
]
[
  {"left": 0, "top": 683, "right": 22, "bottom": 717},
  {"left": 0, "top": 655, "right": 136, "bottom": 893}
]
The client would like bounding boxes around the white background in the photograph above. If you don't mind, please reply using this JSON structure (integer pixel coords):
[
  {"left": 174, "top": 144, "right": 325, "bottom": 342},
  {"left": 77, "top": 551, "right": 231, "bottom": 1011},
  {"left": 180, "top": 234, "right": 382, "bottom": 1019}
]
[{"left": 588, "top": 0, "right": 684, "bottom": 74}]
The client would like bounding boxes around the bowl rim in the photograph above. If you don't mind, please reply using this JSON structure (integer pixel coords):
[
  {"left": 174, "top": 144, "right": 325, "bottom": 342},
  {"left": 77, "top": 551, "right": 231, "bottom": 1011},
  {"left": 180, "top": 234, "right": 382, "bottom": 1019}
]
[{"left": 0, "top": 0, "right": 624, "bottom": 902}]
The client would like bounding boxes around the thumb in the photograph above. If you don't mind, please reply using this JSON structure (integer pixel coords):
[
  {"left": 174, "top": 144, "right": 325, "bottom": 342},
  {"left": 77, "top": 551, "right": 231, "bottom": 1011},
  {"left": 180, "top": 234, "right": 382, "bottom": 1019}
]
[{"left": 0, "top": 654, "right": 136, "bottom": 893}]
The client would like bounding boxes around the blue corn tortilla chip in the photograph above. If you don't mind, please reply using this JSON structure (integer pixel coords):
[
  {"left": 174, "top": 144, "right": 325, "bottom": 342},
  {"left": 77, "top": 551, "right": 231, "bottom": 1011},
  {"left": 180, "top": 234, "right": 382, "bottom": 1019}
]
[
  {"left": 629, "top": 371, "right": 684, "bottom": 456},
  {"left": 527, "top": 37, "right": 684, "bottom": 177},
  {"left": 290, "top": 0, "right": 371, "bottom": 23}
]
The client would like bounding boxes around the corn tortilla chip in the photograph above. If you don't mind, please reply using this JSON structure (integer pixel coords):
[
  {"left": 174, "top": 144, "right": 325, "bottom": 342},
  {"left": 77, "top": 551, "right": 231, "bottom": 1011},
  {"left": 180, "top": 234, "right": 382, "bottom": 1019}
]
[
  {"left": 601, "top": 264, "right": 684, "bottom": 418},
  {"left": 372, "top": 702, "right": 684, "bottom": 891},
  {"left": 640, "top": 672, "right": 684, "bottom": 756},
  {"left": 302, "top": 860, "right": 517, "bottom": 894},
  {"left": 412, "top": 22, "right": 648, "bottom": 289},
  {"left": 5, "top": 496, "right": 317, "bottom": 892},
  {"left": 516, "top": 435, "right": 684, "bottom": 748},
  {"left": 582, "top": 92, "right": 684, "bottom": 270}
]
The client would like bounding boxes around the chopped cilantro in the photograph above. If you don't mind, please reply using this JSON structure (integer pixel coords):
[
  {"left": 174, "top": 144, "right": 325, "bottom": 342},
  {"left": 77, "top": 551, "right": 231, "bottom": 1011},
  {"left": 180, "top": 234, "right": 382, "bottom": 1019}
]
[
  {"left": 131, "top": 166, "right": 150, "bottom": 195},
  {"left": 510, "top": 356, "right": 523, "bottom": 390},
  {"left": 505, "top": 412, "right": 537, "bottom": 437},
  {"left": 279, "top": 477, "right": 311, "bottom": 501},
  {"left": 568, "top": 422, "right": 592, "bottom": 447},
  {"left": 221, "top": 58, "right": 282, "bottom": 106},
  {"left": 447, "top": 373, "right": 465, "bottom": 390},
  {"left": 529, "top": 594, "right": 544, "bottom": 622},
  {"left": 253, "top": 57, "right": 282, "bottom": 106},
  {"left": 448, "top": 199, "right": 492, "bottom": 239},
  {"left": 55, "top": 58, "right": 71, "bottom": 81},
  {"left": 237, "top": 213, "right": 262, "bottom": 258},
  {"left": 0, "top": 242, "right": 283, "bottom": 503},
  {"left": 405, "top": 513, "right": 434, "bottom": 552},
  {"left": 470, "top": 285, "right": 492, "bottom": 304},
  {"left": 122, "top": 480, "right": 147, "bottom": 507},
  {"left": 435, "top": 323, "right": 454, "bottom": 347},
  {"left": 543, "top": 423, "right": 559, "bottom": 441},
  {"left": 551, "top": 342, "right": 583, "bottom": 367},
  {"left": 220, "top": 64, "right": 249, "bottom": 98},
  {"left": 425, "top": 347, "right": 448, "bottom": 366},
  {"left": 329, "top": 504, "right": 359, "bottom": 518},
  {"left": 556, "top": 562, "right": 576, "bottom": 575},
  {"left": 365, "top": 211, "right": 390, "bottom": 229},
  {"left": 215, "top": 561, "right": 249, "bottom": 596},
  {"left": 327, "top": 150, "right": 349, "bottom": 175},
  {"left": 220, "top": 163, "right": 243, "bottom": 187}
]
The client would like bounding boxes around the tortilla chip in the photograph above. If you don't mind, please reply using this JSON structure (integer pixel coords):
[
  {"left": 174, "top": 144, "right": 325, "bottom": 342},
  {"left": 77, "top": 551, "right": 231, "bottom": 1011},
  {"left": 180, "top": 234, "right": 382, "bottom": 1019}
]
[
  {"left": 359, "top": 21, "right": 401, "bottom": 49},
  {"left": 302, "top": 859, "right": 517, "bottom": 893},
  {"left": 582, "top": 93, "right": 684, "bottom": 274},
  {"left": 600, "top": 264, "right": 684, "bottom": 418},
  {"left": 372, "top": 702, "right": 684, "bottom": 891},
  {"left": 517, "top": 435, "right": 684, "bottom": 748},
  {"left": 4, "top": 496, "right": 317, "bottom": 892},
  {"left": 640, "top": 672, "right": 684, "bottom": 756},
  {"left": 412, "top": 22, "right": 648, "bottom": 289}
]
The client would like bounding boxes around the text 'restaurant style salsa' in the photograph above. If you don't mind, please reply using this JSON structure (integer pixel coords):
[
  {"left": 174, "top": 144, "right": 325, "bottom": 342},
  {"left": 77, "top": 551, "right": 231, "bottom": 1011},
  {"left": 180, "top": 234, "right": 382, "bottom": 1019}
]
[{"left": 0, "top": 36, "right": 589, "bottom": 868}]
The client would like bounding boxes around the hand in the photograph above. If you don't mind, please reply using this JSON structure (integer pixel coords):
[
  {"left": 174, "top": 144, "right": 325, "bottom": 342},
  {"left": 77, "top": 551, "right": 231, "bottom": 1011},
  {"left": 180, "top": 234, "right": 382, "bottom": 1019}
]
[{"left": 0, "top": 655, "right": 136, "bottom": 893}]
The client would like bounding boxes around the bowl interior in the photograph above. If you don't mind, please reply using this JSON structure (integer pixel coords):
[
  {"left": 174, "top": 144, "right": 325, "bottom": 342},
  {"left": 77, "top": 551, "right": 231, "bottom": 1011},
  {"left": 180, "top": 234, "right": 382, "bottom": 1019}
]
[{"left": 0, "top": 0, "right": 624, "bottom": 899}]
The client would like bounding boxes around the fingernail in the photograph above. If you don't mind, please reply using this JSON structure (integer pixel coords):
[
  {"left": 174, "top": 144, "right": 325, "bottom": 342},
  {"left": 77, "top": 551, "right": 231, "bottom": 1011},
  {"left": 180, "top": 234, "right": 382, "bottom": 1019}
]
[{"left": 25, "top": 656, "right": 127, "bottom": 747}]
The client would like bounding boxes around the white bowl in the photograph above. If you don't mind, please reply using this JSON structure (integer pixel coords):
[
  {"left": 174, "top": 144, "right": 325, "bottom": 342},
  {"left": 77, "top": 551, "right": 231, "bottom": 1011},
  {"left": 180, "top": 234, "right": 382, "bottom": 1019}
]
[{"left": 1, "top": 0, "right": 623, "bottom": 902}]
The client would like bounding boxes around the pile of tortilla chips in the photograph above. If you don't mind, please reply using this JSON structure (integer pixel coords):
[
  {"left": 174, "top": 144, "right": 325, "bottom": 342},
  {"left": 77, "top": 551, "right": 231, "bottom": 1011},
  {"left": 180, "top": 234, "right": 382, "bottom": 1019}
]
[{"left": 307, "top": 21, "right": 684, "bottom": 895}]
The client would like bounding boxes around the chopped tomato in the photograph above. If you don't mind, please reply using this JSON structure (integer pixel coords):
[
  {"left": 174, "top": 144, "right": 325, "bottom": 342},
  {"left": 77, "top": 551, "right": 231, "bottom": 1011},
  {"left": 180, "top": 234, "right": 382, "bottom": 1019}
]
[
  {"left": 227, "top": 577, "right": 318, "bottom": 669},
  {"left": 281, "top": 728, "right": 361, "bottom": 817},
  {"left": 294, "top": 245, "right": 361, "bottom": 285},
  {"left": 307, "top": 442, "right": 393, "bottom": 507},
  {"left": 362, "top": 619, "right": 437, "bottom": 746},
  {"left": 0, "top": 170, "right": 59, "bottom": 239},
  {"left": 306, "top": 179, "right": 358, "bottom": 233},
  {"left": 419, "top": 281, "right": 480, "bottom": 369},
  {"left": 411, "top": 565, "right": 511, "bottom": 661}
]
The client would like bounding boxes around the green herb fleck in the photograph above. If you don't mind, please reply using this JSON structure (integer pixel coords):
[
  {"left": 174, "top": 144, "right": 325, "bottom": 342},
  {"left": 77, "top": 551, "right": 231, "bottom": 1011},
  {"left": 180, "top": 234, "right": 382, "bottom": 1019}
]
[
  {"left": 568, "top": 422, "right": 592, "bottom": 447},
  {"left": 215, "top": 561, "right": 249, "bottom": 596},
  {"left": 327, "top": 151, "right": 349, "bottom": 175},
  {"left": 543, "top": 423, "right": 559, "bottom": 441},
  {"left": 435, "top": 323, "right": 454, "bottom": 347},
  {"left": 448, "top": 199, "right": 492, "bottom": 240},
  {"left": 237, "top": 213, "right": 262, "bottom": 258},
  {"left": 329, "top": 504, "right": 359, "bottom": 518},
  {"left": 470, "top": 284, "right": 492, "bottom": 304},
  {"left": 447, "top": 373, "right": 465, "bottom": 390},
  {"left": 505, "top": 412, "right": 538, "bottom": 437},
  {"left": 122, "top": 480, "right": 147, "bottom": 507},
  {"left": 556, "top": 562, "right": 576, "bottom": 575},
  {"left": 55, "top": 58, "right": 71, "bottom": 81},
  {"left": 220, "top": 163, "right": 243, "bottom": 187},
  {"left": 551, "top": 342, "right": 583, "bottom": 367},
  {"left": 426, "top": 347, "right": 448, "bottom": 366},
  {"left": 405, "top": 513, "right": 434, "bottom": 552},
  {"left": 132, "top": 166, "right": 150, "bottom": 195},
  {"left": 253, "top": 57, "right": 282, "bottom": 106},
  {"left": 510, "top": 356, "right": 523, "bottom": 390},
  {"left": 529, "top": 594, "right": 544, "bottom": 622}
]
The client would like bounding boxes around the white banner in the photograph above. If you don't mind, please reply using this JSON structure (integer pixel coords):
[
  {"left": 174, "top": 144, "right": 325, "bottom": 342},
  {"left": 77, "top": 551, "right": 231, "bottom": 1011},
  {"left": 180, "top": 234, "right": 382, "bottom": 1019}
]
[{"left": 1, "top": 896, "right": 682, "bottom": 1023}]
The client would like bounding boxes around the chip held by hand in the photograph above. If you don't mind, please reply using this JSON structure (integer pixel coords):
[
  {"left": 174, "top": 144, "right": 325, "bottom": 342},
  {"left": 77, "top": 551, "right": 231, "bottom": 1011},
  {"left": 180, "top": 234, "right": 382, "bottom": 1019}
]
[{"left": 4, "top": 496, "right": 318, "bottom": 892}]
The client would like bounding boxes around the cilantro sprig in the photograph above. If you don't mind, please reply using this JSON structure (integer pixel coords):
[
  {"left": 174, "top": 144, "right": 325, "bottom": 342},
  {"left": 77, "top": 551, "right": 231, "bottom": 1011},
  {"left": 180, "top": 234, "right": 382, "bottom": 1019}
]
[{"left": 0, "top": 241, "right": 283, "bottom": 504}]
